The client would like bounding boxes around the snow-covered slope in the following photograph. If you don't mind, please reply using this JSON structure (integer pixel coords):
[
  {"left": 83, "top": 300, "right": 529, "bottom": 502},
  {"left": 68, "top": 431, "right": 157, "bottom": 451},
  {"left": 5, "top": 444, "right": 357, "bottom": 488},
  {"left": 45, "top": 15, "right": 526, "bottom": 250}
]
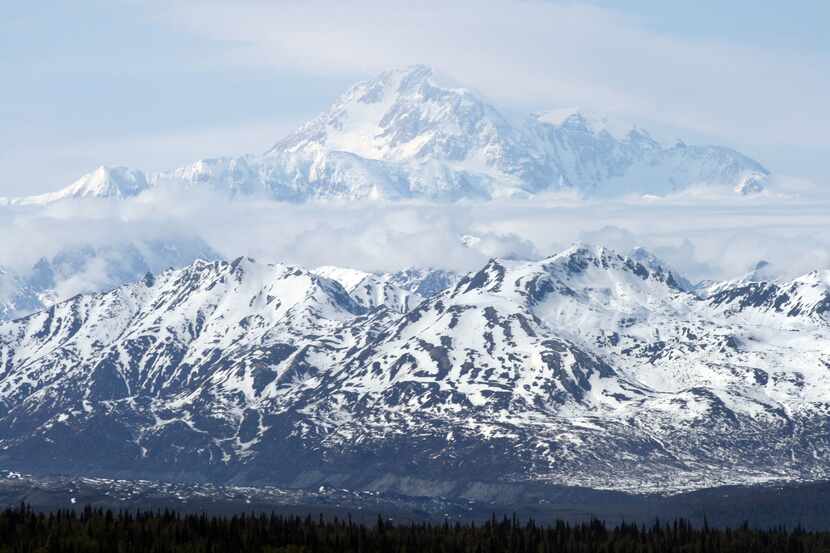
[
  {"left": 526, "top": 246, "right": 830, "bottom": 404},
  {"left": 0, "top": 246, "right": 828, "bottom": 494},
  {"left": 6, "top": 66, "right": 770, "bottom": 205},
  {"left": 0, "top": 257, "right": 367, "bottom": 421}
]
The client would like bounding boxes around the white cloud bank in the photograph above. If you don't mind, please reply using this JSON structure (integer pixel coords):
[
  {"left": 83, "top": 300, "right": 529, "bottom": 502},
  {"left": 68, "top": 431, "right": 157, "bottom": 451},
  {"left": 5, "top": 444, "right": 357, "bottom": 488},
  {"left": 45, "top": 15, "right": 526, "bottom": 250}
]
[{"left": 1, "top": 189, "right": 828, "bottom": 285}]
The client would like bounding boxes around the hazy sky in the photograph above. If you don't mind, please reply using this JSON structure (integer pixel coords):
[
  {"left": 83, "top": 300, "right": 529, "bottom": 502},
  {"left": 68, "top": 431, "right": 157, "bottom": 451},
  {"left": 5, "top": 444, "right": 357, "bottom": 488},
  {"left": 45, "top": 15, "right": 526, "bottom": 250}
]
[{"left": 1, "top": 0, "right": 828, "bottom": 196}]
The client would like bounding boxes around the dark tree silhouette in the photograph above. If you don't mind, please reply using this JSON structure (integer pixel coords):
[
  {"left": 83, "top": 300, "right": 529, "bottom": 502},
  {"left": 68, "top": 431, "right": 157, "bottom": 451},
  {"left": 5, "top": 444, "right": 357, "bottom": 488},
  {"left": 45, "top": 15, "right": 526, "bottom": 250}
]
[{"left": 0, "top": 503, "right": 827, "bottom": 552}]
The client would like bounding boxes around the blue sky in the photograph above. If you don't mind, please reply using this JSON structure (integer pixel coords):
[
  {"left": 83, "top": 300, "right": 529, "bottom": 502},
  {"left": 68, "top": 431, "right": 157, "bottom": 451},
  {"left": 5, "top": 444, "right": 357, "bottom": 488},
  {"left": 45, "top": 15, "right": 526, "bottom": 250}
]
[
  {"left": 590, "top": 1, "right": 828, "bottom": 53},
  {"left": 1, "top": 0, "right": 828, "bottom": 195}
]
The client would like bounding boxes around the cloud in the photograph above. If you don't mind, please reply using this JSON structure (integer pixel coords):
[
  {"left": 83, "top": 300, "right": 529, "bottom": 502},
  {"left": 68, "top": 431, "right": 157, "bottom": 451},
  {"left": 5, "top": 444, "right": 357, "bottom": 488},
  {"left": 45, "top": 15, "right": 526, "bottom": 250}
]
[
  {"left": 50, "top": 255, "right": 113, "bottom": 300},
  {"left": 461, "top": 232, "right": 540, "bottom": 261},
  {"left": 155, "top": 0, "right": 829, "bottom": 155},
  {"left": 143, "top": 189, "right": 830, "bottom": 283},
  {"left": 2, "top": 190, "right": 828, "bottom": 288}
]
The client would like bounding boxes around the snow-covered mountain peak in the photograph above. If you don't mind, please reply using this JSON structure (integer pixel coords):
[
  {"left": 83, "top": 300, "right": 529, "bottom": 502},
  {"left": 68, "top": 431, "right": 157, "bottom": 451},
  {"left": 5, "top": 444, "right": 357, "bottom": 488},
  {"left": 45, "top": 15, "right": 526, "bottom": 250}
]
[
  {"left": 344, "top": 64, "right": 438, "bottom": 103},
  {"left": 171, "top": 256, "right": 364, "bottom": 319},
  {"left": 2, "top": 166, "right": 150, "bottom": 206},
  {"left": 449, "top": 245, "right": 692, "bottom": 334},
  {"left": 549, "top": 243, "right": 614, "bottom": 263},
  {"left": 454, "top": 257, "right": 510, "bottom": 294},
  {"left": 446, "top": 245, "right": 688, "bottom": 316},
  {"left": 70, "top": 166, "right": 149, "bottom": 198},
  {"left": 270, "top": 63, "right": 515, "bottom": 168},
  {"left": 544, "top": 243, "right": 662, "bottom": 282}
]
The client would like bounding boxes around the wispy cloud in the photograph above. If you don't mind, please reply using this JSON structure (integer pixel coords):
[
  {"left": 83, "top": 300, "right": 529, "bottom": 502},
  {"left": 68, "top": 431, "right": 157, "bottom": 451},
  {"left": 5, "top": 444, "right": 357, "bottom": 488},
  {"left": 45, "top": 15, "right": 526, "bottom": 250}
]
[
  {"left": 4, "top": 1, "right": 827, "bottom": 199},
  {"left": 156, "top": 0, "right": 829, "bottom": 155}
]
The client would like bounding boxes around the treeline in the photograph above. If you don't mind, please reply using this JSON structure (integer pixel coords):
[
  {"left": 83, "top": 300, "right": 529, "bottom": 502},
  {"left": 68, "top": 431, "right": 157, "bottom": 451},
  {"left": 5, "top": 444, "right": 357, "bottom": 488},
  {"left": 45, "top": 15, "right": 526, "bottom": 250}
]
[{"left": 0, "top": 503, "right": 828, "bottom": 553}]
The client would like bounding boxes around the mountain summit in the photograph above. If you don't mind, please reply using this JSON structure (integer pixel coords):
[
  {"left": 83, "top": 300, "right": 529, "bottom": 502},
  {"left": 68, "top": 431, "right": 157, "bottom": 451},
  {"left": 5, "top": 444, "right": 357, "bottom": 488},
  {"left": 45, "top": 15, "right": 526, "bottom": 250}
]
[{"left": 5, "top": 66, "right": 770, "bottom": 204}]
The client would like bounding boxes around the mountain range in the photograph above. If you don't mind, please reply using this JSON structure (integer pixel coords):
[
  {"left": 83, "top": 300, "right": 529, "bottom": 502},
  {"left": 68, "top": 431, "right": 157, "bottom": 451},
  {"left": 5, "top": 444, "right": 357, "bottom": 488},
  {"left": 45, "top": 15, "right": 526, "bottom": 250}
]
[
  {"left": 0, "top": 63, "right": 821, "bottom": 508},
  {"left": 1, "top": 244, "right": 828, "bottom": 496},
  {"left": 1, "top": 66, "right": 770, "bottom": 205}
]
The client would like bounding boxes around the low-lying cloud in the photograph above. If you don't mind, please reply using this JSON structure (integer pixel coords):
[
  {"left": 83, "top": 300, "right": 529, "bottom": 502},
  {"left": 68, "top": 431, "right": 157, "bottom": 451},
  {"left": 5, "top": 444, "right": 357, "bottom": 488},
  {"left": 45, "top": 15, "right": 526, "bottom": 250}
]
[{"left": 1, "top": 188, "right": 828, "bottom": 288}]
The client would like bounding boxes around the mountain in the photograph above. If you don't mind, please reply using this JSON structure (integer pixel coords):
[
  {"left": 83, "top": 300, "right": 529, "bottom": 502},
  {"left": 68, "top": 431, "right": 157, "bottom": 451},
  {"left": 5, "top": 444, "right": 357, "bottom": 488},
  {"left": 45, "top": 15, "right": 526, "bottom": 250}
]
[
  {"left": 1, "top": 166, "right": 150, "bottom": 206},
  {"left": 0, "top": 238, "right": 220, "bottom": 320},
  {"left": 5, "top": 66, "right": 770, "bottom": 205},
  {"left": 0, "top": 245, "right": 828, "bottom": 495}
]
